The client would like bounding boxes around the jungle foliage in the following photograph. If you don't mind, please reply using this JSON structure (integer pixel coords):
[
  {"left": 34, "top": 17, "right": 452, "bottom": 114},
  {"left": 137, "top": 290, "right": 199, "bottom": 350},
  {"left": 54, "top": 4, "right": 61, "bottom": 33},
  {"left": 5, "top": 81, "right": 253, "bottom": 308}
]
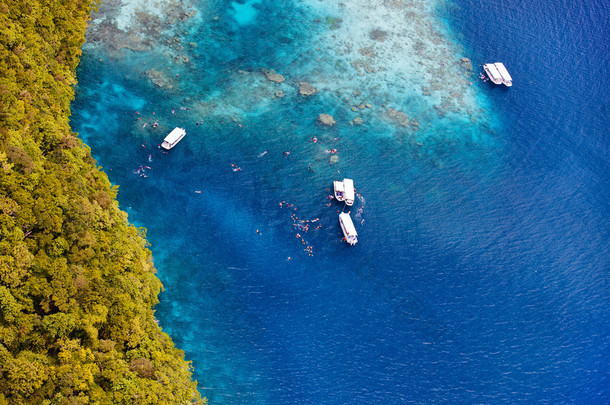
[{"left": 0, "top": 1, "right": 202, "bottom": 403}]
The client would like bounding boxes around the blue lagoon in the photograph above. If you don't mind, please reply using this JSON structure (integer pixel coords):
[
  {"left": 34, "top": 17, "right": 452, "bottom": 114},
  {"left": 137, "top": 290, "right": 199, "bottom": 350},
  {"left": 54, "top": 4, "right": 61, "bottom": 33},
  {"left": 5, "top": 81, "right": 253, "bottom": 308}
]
[{"left": 72, "top": 0, "right": 609, "bottom": 403}]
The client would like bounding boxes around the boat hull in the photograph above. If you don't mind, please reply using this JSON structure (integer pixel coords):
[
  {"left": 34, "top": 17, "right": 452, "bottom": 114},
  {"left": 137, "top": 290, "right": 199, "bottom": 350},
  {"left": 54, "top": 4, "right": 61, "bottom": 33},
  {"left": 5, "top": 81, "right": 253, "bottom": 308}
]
[
  {"left": 333, "top": 180, "right": 345, "bottom": 202},
  {"left": 334, "top": 178, "right": 355, "bottom": 205},
  {"left": 494, "top": 62, "right": 513, "bottom": 86},
  {"left": 343, "top": 179, "right": 355, "bottom": 206},
  {"left": 161, "top": 127, "right": 186, "bottom": 150},
  {"left": 483, "top": 63, "right": 503, "bottom": 85},
  {"left": 339, "top": 212, "right": 358, "bottom": 245},
  {"left": 484, "top": 63, "right": 512, "bottom": 87}
]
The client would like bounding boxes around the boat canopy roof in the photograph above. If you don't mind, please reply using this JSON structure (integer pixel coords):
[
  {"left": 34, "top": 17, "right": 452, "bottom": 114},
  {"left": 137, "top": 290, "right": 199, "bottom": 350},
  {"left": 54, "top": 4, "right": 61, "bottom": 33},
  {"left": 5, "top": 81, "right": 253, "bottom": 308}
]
[
  {"left": 334, "top": 180, "right": 345, "bottom": 192},
  {"left": 339, "top": 212, "right": 357, "bottom": 236},
  {"left": 164, "top": 127, "right": 186, "bottom": 143},
  {"left": 485, "top": 63, "right": 502, "bottom": 81},
  {"left": 343, "top": 178, "right": 355, "bottom": 201},
  {"left": 494, "top": 63, "right": 512, "bottom": 82}
]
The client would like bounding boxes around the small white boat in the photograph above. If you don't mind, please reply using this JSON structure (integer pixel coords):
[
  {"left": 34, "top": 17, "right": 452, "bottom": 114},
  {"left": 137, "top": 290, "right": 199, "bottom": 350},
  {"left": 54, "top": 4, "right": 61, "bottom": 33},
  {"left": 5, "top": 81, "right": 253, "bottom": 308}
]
[
  {"left": 339, "top": 212, "right": 358, "bottom": 245},
  {"left": 333, "top": 178, "right": 355, "bottom": 206},
  {"left": 483, "top": 63, "right": 503, "bottom": 85},
  {"left": 333, "top": 180, "right": 345, "bottom": 202},
  {"left": 494, "top": 62, "right": 513, "bottom": 86},
  {"left": 161, "top": 127, "right": 186, "bottom": 150}
]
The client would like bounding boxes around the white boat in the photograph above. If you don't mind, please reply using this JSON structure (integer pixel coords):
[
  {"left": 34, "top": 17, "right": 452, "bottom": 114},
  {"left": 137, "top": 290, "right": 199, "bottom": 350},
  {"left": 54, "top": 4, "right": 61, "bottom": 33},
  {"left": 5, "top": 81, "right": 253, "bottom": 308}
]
[
  {"left": 339, "top": 212, "right": 358, "bottom": 245},
  {"left": 343, "top": 179, "right": 355, "bottom": 206},
  {"left": 494, "top": 62, "right": 513, "bottom": 86},
  {"left": 333, "top": 178, "right": 355, "bottom": 206},
  {"left": 333, "top": 180, "right": 345, "bottom": 202},
  {"left": 161, "top": 127, "right": 186, "bottom": 150},
  {"left": 483, "top": 63, "right": 503, "bottom": 85}
]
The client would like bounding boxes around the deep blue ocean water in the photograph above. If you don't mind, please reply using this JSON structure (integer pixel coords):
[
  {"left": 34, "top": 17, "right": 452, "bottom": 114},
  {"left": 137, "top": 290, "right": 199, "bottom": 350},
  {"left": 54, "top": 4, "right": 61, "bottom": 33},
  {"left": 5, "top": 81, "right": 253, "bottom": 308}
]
[{"left": 71, "top": 0, "right": 609, "bottom": 403}]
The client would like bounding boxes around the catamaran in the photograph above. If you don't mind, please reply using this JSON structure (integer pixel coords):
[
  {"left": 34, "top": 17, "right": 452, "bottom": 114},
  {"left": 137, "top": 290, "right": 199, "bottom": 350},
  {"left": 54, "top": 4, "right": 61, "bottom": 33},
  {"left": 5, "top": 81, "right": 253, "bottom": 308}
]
[
  {"left": 484, "top": 62, "right": 512, "bottom": 87},
  {"left": 333, "top": 178, "right": 355, "bottom": 206},
  {"left": 161, "top": 127, "right": 186, "bottom": 150},
  {"left": 339, "top": 212, "right": 358, "bottom": 245}
]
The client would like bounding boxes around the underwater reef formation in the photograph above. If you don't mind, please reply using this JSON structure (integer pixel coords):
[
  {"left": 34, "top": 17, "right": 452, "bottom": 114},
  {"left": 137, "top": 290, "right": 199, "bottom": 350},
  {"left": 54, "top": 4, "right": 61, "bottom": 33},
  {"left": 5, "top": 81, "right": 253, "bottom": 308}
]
[
  {"left": 318, "top": 113, "right": 336, "bottom": 126},
  {"left": 0, "top": 1, "right": 201, "bottom": 403},
  {"left": 79, "top": 0, "right": 494, "bottom": 149}
]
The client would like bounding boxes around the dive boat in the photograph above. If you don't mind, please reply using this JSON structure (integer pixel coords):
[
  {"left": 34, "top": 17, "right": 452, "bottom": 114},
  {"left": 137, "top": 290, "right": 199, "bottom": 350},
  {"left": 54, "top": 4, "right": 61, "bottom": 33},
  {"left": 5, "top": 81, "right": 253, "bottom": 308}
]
[
  {"left": 161, "top": 127, "right": 186, "bottom": 150},
  {"left": 339, "top": 212, "right": 358, "bottom": 245},
  {"left": 333, "top": 180, "right": 345, "bottom": 202},
  {"left": 333, "top": 178, "right": 355, "bottom": 206},
  {"left": 494, "top": 62, "right": 513, "bottom": 86},
  {"left": 483, "top": 63, "right": 503, "bottom": 85}
]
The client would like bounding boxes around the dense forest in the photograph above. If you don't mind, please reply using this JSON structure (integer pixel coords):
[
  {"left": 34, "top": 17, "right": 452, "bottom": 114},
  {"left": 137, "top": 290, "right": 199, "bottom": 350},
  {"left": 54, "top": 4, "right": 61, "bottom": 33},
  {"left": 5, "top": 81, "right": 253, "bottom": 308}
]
[{"left": 0, "top": 1, "right": 202, "bottom": 403}]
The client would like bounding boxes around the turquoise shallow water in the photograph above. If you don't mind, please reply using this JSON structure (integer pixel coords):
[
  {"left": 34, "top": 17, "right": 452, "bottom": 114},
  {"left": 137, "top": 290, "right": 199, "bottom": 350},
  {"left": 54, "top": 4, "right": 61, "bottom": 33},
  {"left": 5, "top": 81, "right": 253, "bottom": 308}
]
[{"left": 72, "top": 0, "right": 609, "bottom": 403}]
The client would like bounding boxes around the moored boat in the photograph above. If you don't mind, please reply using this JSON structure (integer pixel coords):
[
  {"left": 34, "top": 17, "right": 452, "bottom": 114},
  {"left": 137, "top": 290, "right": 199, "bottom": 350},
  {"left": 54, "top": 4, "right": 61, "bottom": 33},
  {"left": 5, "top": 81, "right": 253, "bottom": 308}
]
[
  {"left": 333, "top": 180, "right": 345, "bottom": 202},
  {"left": 339, "top": 212, "right": 358, "bottom": 245},
  {"left": 161, "top": 127, "right": 186, "bottom": 150},
  {"left": 343, "top": 179, "right": 355, "bottom": 206},
  {"left": 483, "top": 63, "right": 503, "bottom": 85},
  {"left": 334, "top": 178, "right": 355, "bottom": 206},
  {"left": 494, "top": 62, "right": 513, "bottom": 86}
]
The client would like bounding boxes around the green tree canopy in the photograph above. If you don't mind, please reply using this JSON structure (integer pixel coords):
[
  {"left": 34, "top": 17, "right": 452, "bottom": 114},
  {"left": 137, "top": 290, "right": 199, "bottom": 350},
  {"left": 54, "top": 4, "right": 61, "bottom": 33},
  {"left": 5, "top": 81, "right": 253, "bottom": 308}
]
[{"left": 0, "top": 0, "right": 204, "bottom": 403}]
